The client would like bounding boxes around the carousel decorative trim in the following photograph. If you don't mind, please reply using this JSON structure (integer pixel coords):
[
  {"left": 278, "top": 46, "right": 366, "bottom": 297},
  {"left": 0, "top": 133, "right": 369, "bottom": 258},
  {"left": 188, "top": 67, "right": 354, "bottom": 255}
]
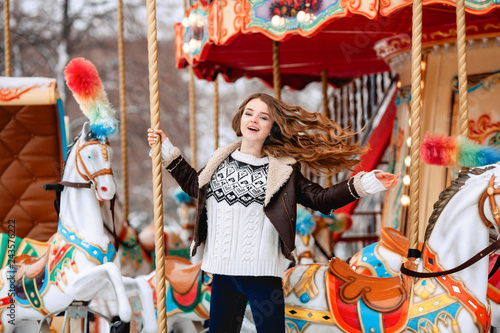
[
  {"left": 285, "top": 304, "right": 335, "bottom": 323},
  {"left": 469, "top": 114, "right": 500, "bottom": 145},
  {"left": 375, "top": 19, "right": 500, "bottom": 62},
  {"left": 0, "top": 86, "right": 40, "bottom": 102},
  {"left": 0, "top": 77, "right": 58, "bottom": 105},
  {"left": 452, "top": 71, "right": 500, "bottom": 93},
  {"left": 292, "top": 264, "right": 321, "bottom": 303},
  {"left": 57, "top": 220, "right": 116, "bottom": 266}
]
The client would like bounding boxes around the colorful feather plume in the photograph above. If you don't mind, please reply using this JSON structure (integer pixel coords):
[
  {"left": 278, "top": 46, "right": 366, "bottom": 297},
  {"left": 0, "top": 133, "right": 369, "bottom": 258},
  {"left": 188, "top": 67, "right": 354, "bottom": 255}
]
[
  {"left": 64, "top": 58, "right": 118, "bottom": 142},
  {"left": 296, "top": 205, "right": 316, "bottom": 236},
  {"left": 421, "top": 132, "right": 500, "bottom": 167},
  {"left": 173, "top": 186, "right": 194, "bottom": 205}
]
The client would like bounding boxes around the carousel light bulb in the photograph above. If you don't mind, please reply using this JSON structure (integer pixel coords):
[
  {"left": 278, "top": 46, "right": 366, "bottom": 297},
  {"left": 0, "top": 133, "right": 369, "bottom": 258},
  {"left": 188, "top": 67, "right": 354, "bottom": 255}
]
[
  {"left": 403, "top": 175, "right": 411, "bottom": 185},
  {"left": 182, "top": 17, "right": 190, "bottom": 27},
  {"left": 405, "top": 156, "right": 411, "bottom": 167},
  {"left": 182, "top": 43, "right": 190, "bottom": 53},
  {"left": 189, "top": 38, "right": 198, "bottom": 49},
  {"left": 406, "top": 137, "right": 411, "bottom": 146},
  {"left": 401, "top": 195, "right": 410, "bottom": 206},
  {"left": 305, "top": 13, "right": 311, "bottom": 21},
  {"left": 189, "top": 12, "right": 197, "bottom": 25},
  {"left": 297, "top": 11, "right": 306, "bottom": 22},
  {"left": 272, "top": 15, "right": 281, "bottom": 27}
]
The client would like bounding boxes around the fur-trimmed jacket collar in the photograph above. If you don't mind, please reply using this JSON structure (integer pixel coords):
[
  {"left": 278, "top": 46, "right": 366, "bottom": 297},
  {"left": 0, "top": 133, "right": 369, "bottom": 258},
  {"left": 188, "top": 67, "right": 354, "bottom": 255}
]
[{"left": 198, "top": 141, "right": 296, "bottom": 206}]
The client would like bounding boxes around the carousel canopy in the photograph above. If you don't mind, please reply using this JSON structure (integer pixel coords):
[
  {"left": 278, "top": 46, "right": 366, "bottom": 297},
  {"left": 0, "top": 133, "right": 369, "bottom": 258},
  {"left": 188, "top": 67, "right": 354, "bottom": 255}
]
[{"left": 175, "top": 0, "right": 500, "bottom": 89}]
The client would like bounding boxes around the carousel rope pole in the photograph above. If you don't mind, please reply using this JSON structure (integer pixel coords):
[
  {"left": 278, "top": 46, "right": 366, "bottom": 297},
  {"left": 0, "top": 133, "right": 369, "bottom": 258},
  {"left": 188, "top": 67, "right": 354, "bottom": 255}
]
[
  {"left": 189, "top": 68, "right": 197, "bottom": 168},
  {"left": 146, "top": 0, "right": 167, "bottom": 331},
  {"left": 321, "top": 69, "right": 332, "bottom": 187},
  {"left": 118, "top": 0, "right": 129, "bottom": 218},
  {"left": 4, "top": 0, "right": 11, "bottom": 77},
  {"left": 184, "top": 0, "right": 197, "bottom": 168},
  {"left": 407, "top": 0, "right": 423, "bottom": 257},
  {"left": 456, "top": 0, "right": 469, "bottom": 139},
  {"left": 214, "top": 75, "right": 219, "bottom": 150},
  {"left": 272, "top": 41, "right": 281, "bottom": 100}
]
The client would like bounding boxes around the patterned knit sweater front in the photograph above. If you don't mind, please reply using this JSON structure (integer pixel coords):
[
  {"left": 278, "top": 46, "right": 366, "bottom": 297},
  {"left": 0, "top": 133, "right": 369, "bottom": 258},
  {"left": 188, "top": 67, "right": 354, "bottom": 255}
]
[{"left": 201, "top": 149, "right": 284, "bottom": 278}]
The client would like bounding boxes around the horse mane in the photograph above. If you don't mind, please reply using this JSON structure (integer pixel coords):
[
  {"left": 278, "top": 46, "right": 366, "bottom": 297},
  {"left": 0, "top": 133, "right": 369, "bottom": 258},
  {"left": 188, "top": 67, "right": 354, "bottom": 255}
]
[{"left": 424, "top": 166, "right": 495, "bottom": 242}]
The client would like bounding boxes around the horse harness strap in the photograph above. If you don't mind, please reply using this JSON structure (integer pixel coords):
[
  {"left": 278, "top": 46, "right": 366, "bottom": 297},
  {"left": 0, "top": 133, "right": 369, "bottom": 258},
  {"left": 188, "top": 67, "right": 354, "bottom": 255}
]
[
  {"left": 59, "top": 181, "right": 92, "bottom": 189},
  {"left": 405, "top": 244, "right": 491, "bottom": 333},
  {"left": 75, "top": 140, "right": 113, "bottom": 183},
  {"left": 101, "top": 197, "right": 121, "bottom": 252},
  {"left": 479, "top": 175, "right": 500, "bottom": 228},
  {"left": 401, "top": 238, "right": 500, "bottom": 278}
]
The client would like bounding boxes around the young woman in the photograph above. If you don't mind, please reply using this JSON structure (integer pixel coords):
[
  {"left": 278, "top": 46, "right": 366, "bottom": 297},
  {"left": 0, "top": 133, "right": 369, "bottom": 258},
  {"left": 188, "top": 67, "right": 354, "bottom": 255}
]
[{"left": 147, "top": 93, "right": 399, "bottom": 333}]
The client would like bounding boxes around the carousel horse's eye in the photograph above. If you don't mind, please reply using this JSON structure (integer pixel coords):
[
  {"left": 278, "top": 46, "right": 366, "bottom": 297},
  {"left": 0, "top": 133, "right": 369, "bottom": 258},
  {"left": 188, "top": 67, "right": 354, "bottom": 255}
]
[{"left": 87, "top": 155, "right": 92, "bottom": 159}]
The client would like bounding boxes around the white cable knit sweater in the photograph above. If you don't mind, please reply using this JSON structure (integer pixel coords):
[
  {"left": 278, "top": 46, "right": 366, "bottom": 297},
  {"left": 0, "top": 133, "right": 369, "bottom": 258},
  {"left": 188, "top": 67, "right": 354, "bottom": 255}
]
[{"left": 200, "top": 149, "right": 285, "bottom": 278}]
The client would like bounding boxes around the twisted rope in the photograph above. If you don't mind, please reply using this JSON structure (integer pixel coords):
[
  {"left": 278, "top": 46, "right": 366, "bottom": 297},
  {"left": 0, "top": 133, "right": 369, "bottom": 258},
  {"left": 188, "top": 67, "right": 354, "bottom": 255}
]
[
  {"left": 321, "top": 69, "right": 332, "bottom": 187},
  {"left": 214, "top": 75, "right": 219, "bottom": 150},
  {"left": 189, "top": 68, "right": 197, "bottom": 169},
  {"left": 118, "top": 0, "right": 129, "bottom": 219},
  {"left": 146, "top": 0, "right": 167, "bottom": 331},
  {"left": 408, "top": 0, "right": 423, "bottom": 253},
  {"left": 456, "top": 0, "right": 469, "bottom": 139},
  {"left": 4, "top": 0, "right": 11, "bottom": 77},
  {"left": 272, "top": 41, "right": 281, "bottom": 100}
]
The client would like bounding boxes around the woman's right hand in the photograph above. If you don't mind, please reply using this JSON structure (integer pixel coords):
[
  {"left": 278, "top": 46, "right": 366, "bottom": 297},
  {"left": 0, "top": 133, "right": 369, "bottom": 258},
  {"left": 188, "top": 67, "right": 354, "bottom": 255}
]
[{"left": 147, "top": 128, "right": 167, "bottom": 147}]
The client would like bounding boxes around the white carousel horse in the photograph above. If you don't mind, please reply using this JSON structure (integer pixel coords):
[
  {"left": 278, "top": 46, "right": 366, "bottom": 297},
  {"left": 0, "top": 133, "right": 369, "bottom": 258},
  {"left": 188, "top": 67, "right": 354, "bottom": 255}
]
[
  {"left": 283, "top": 164, "right": 500, "bottom": 333},
  {"left": 348, "top": 227, "right": 500, "bottom": 329},
  {"left": 0, "top": 123, "right": 131, "bottom": 332}
]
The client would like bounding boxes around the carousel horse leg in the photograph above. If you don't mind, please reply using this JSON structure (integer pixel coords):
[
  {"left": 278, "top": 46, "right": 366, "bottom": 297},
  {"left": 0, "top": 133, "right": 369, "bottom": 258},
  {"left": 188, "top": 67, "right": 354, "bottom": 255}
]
[
  {"left": 65, "top": 263, "right": 132, "bottom": 323},
  {"left": 122, "top": 276, "right": 157, "bottom": 333}
]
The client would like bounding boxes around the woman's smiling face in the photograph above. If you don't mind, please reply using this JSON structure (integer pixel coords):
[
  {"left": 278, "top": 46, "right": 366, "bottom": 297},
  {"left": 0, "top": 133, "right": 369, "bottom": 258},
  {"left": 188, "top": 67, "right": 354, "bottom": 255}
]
[{"left": 240, "top": 98, "right": 274, "bottom": 145}]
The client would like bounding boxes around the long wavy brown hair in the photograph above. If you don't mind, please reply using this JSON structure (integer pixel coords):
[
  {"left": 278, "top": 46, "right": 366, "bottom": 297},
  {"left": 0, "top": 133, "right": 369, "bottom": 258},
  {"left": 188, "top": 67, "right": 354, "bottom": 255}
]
[{"left": 231, "top": 93, "right": 368, "bottom": 176}]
